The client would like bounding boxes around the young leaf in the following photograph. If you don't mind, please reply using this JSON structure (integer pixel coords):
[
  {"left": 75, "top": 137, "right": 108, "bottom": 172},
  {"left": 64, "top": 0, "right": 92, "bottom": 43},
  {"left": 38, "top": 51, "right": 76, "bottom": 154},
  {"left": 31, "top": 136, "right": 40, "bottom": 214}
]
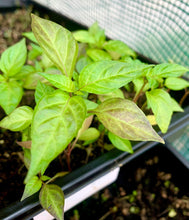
[
  {"left": 79, "top": 60, "right": 150, "bottom": 94},
  {"left": 76, "top": 56, "right": 92, "bottom": 74},
  {"left": 31, "top": 14, "right": 78, "bottom": 78},
  {"left": 83, "top": 99, "right": 98, "bottom": 114},
  {"left": 0, "top": 106, "right": 33, "bottom": 131},
  {"left": 103, "top": 40, "right": 137, "bottom": 59},
  {"left": 39, "top": 184, "right": 64, "bottom": 220},
  {"left": 92, "top": 98, "right": 164, "bottom": 143},
  {"left": 22, "top": 31, "right": 38, "bottom": 44},
  {"left": 25, "top": 90, "right": 86, "bottom": 182},
  {"left": 151, "top": 63, "right": 188, "bottom": 78},
  {"left": 0, "top": 81, "right": 23, "bottom": 114},
  {"left": 14, "top": 65, "right": 36, "bottom": 80},
  {"left": 88, "top": 22, "right": 106, "bottom": 47},
  {"left": 28, "top": 43, "right": 43, "bottom": 60},
  {"left": 108, "top": 132, "right": 133, "bottom": 153},
  {"left": 164, "top": 77, "right": 189, "bottom": 90},
  {"left": 0, "top": 39, "right": 27, "bottom": 77},
  {"left": 21, "top": 176, "right": 42, "bottom": 201},
  {"left": 35, "top": 81, "right": 55, "bottom": 104},
  {"left": 73, "top": 30, "right": 95, "bottom": 44},
  {"left": 78, "top": 127, "right": 100, "bottom": 141},
  {"left": 87, "top": 49, "right": 112, "bottom": 61},
  {"left": 146, "top": 89, "right": 173, "bottom": 133},
  {"left": 39, "top": 72, "right": 75, "bottom": 92}
]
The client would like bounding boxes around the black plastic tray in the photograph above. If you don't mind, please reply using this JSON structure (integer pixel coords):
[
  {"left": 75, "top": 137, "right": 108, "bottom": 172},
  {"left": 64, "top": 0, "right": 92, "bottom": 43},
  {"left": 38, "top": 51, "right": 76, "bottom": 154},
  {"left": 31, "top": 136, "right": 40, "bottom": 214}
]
[{"left": 65, "top": 143, "right": 189, "bottom": 220}]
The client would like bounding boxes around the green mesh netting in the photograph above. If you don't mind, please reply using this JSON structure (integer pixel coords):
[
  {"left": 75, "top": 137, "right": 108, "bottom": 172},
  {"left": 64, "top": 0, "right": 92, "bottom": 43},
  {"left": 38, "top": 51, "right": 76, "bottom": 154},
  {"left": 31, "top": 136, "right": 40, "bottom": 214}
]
[{"left": 32, "top": 0, "right": 189, "bottom": 160}]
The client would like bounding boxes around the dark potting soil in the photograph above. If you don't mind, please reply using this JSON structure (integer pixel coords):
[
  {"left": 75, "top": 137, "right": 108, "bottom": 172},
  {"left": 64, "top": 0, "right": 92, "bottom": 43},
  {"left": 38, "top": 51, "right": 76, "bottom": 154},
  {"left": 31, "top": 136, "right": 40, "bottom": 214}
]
[{"left": 65, "top": 147, "right": 189, "bottom": 220}]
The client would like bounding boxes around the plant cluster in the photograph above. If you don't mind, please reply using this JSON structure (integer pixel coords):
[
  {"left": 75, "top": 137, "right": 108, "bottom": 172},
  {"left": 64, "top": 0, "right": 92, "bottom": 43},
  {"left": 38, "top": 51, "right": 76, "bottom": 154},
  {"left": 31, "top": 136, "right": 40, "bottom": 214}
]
[{"left": 0, "top": 14, "right": 188, "bottom": 220}]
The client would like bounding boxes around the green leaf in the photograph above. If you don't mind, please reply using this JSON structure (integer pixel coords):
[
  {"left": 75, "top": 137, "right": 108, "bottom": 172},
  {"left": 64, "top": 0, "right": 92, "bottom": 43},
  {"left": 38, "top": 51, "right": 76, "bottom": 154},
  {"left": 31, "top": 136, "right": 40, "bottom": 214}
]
[
  {"left": 73, "top": 30, "right": 95, "bottom": 44},
  {"left": 22, "top": 32, "right": 38, "bottom": 44},
  {"left": 40, "top": 175, "right": 51, "bottom": 181},
  {"left": 14, "top": 65, "right": 36, "bottom": 80},
  {"left": 103, "top": 40, "right": 137, "bottom": 59},
  {"left": 89, "top": 22, "right": 106, "bottom": 47},
  {"left": 87, "top": 49, "right": 111, "bottom": 61},
  {"left": 0, "top": 39, "right": 27, "bottom": 77},
  {"left": 78, "top": 127, "right": 100, "bottom": 141},
  {"left": 39, "top": 184, "right": 64, "bottom": 220},
  {"left": 0, "top": 81, "right": 23, "bottom": 114},
  {"left": 0, "top": 106, "right": 33, "bottom": 131},
  {"left": 28, "top": 43, "right": 43, "bottom": 60},
  {"left": 152, "top": 63, "right": 188, "bottom": 78},
  {"left": 98, "top": 89, "right": 124, "bottom": 102},
  {"left": 76, "top": 56, "right": 92, "bottom": 74},
  {"left": 164, "top": 77, "right": 189, "bottom": 90},
  {"left": 35, "top": 81, "right": 55, "bottom": 104},
  {"left": 108, "top": 132, "right": 133, "bottom": 153},
  {"left": 0, "top": 75, "right": 5, "bottom": 82},
  {"left": 146, "top": 89, "right": 173, "bottom": 133},
  {"left": 79, "top": 60, "right": 150, "bottom": 94},
  {"left": 39, "top": 72, "right": 75, "bottom": 92},
  {"left": 31, "top": 14, "right": 78, "bottom": 78},
  {"left": 25, "top": 90, "right": 86, "bottom": 182},
  {"left": 83, "top": 99, "right": 98, "bottom": 111},
  {"left": 92, "top": 98, "right": 164, "bottom": 143},
  {"left": 170, "top": 98, "right": 183, "bottom": 112},
  {"left": 21, "top": 176, "right": 42, "bottom": 201}
]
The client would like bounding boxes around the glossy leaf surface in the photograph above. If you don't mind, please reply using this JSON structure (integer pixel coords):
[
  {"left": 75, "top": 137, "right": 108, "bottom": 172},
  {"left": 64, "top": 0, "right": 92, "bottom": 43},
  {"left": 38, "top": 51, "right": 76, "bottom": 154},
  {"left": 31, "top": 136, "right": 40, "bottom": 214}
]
[
  {"left": 39, "top": 184, "right": 64, "bottom": 220},
  {"left": 31, "top": 14, "right": 78, "bottom": 78},
  {"left": 146, "top": 89, "right": 173, "bottom": 133},
  {"left": 108, "top": 132, "right": 133, "bottom": 153},
  {"left": 87, "top": 49, "right": 111, "bottom": 61},
  {"left": 78, "top": 127, "right": 100, "bottom": 141},
  {"left": 165, "top": 77, "right": 189, "bottom": 90},
  {"left": 0, "top": 106, "right": 33, "bottom": 131},
  {"left": 0, "top": 39, "right": 27, "bottom": 77},
  {"left": 0, "top": 81, "right": 23, "bottom": 114},
  {"left": 21, "top": 176, "right": 42, "bottom": 201},
  {"left": 35, "top": 81, "right": 55, "bottom": 104},
  {"left": 79, "top": 60, "right": 149, "bottom": 94},
  {"left": 39, "top": 72, "right": 75, "bottom": 92},
  {"left": 103, "top": 40, "right": 136, "bottom": 59},
  {"left": 25, "top": 90, "right": 86, "bottom": 182},
  {"left": 92, "top": 98, "right": 164, "bottom": 143},
  {"left": 151, "top": 63, "right": 188, "bottom": 78}
]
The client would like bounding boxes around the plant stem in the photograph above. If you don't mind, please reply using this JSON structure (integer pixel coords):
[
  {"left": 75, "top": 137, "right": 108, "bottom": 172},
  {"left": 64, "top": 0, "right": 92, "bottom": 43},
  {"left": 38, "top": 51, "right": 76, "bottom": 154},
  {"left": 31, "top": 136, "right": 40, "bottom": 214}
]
[
  {"left": 133, "top": 80, "right": 147, "bottom": 103},
  {"left": 179, "top": 88, "right": 189, "bottom": 106},
  {"left": 66, "top": 143, "right": 72, "bottom": 171},
  {"left": 66, "top": 139, "right": 78, "bottom": 171}
]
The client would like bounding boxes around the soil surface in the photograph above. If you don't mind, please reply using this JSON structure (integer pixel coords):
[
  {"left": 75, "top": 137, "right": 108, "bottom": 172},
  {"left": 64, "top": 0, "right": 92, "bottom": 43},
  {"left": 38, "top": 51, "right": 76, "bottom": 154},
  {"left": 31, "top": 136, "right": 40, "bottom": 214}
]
[{"left": 65, "top": 148, "right": 189, "bottom": 220}]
